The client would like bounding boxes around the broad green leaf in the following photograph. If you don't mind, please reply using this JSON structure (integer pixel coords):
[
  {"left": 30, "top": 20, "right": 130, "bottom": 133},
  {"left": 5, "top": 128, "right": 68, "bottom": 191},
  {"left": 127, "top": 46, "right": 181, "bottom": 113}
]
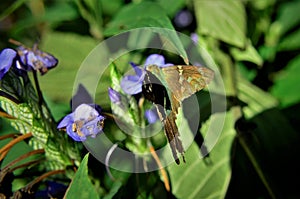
[
  {"left": 271, "top": 55, "right": 300, "bottom": 108},
  {"left": 168, "top": 111, "right": 235, "bottom": 199},
  {"left": 104, "top": 1, "right": 188, "bottom": 63},
  {"left": 194, "top": 0, "right": 246, "bottom": 48},
  {"left": 64, "top": 153, "right": 99, "bottom": 199},
  {"left": 0, "top": 96, "right": 20, "bottom": 119},
  {"left": 236, "top": 77, "right": 299, "bottom": 198},
  {"left": 38, "top": 31, "right": 97, "bottom": 103},
  {"left": 44, "top": 140, "right": 67, "bottom": 166},
  {"left": 168, "top": 74, "right": 281, "bottom": 199},
  {"left": 104, "top": 2, "right": 175, "bottom": 35}
]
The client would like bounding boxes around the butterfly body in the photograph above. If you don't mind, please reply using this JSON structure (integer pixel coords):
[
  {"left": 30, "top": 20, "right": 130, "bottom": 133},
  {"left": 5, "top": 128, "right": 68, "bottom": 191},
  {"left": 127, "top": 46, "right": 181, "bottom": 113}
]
[{"left": 143, "top": 64, "right": 214, "bottom": 164}]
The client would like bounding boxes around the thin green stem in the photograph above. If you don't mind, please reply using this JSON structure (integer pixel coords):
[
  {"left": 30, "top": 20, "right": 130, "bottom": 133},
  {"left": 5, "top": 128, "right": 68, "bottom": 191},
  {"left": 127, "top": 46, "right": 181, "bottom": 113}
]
[
  {"left": 32, "top": 70, "right": 43, "bottom": 107},
  {"left": 32, "top": 70, "right": 56, "bottom": 126}
]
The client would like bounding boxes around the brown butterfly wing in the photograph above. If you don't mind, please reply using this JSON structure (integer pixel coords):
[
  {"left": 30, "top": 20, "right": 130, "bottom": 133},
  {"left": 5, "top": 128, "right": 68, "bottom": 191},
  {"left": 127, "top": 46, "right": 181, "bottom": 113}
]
[
  {"left": 144, "top": 65, "right": 214, "bottom": 164},
  {"left": 161, "top": 65, "right": 214, "bottom": 102}
]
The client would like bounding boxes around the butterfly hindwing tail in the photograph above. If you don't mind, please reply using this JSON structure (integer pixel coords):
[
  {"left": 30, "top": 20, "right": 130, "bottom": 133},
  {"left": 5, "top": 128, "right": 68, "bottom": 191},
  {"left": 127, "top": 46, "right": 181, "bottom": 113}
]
[{"left": 155, "top": 104, "right": 185, "bottom": 164}]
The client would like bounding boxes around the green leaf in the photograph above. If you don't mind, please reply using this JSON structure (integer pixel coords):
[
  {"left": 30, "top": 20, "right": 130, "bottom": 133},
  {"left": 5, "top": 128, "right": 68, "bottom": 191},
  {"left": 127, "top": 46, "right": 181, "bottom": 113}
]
[
  {"left": 168, "top": 111, "right": 235, "bottom": 199},
  {"left": 104, "top": 2, "right": 174, "bottom": 35},
  {"left": 100, "top": 0, "right": 124, "bottom": 16},
  {"left": 276, "top": 0, "right": 300, "bottom": 36},
  {"left": 0, "top": 70, "right": 23, "bottom": 100},
  {"left": 277, "top": 28, "right": 300, "bottom": 51},
  {"left": 75, "top": 0, "right": 103, "bottom": 38},
  {"left": 64, "top": 153, "right": 99, "bottom": 199},
  {"left": 156, "top": 0, "right": 186, "bottom": 17},
  {"left": 0, "top": 98, "right": 35, "bottom": 133},
  {"left": 237, "top": 75, "right": 278, "bottom": 118},
  {"left": 104, "top": 1, "right": 188, "bottom": 62},
  {"left": 0, "top": 0, "right": 27, "bottom": 21},
  {"left": 194, "top": 0, "right": 246, "bottom": 48},
  {"left": 109, "top": 63, "right": 136, "bottom": 127},
  {"left": 0, "top": 96, "right": 20, "bottom": 119},
  {"left": 11, "top": 2, "right": 79, "bottom": 36},
  {"left": 230, "top": 40, "right": 263, "bottom": 66},
  {"left": 271, "top": 55, "right": 300, "bottom": 107},
  {"left": 110, "top": 63, "right": 123, "bottom": 92},
  {"left": 249, "top": 0, "right": 276, "bottom": 10},
  {"left": 38, "top": 31, "right": 97, "bottom": 103},
  {"left": 103, "top": 181, "right": 123, "bottom": 199}
]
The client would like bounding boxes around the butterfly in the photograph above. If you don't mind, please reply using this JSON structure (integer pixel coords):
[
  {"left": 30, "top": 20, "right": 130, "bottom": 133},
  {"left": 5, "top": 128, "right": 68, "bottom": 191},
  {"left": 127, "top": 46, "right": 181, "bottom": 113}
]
[{"left": 142, "top": 65, "right": 214, "bottom": 164}]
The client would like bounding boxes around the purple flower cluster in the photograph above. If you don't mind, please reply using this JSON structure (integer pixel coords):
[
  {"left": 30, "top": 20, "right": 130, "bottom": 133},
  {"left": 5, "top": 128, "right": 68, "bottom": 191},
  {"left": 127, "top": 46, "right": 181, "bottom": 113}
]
[
  {"left": 0, "top": 42, "right": 58, "bottom": 80},
  {"left": 108, "top": 54, "right": 171, "bottom": 124},
  {"left": 57, "top": 104, "right": 105, "bottom": 141}
]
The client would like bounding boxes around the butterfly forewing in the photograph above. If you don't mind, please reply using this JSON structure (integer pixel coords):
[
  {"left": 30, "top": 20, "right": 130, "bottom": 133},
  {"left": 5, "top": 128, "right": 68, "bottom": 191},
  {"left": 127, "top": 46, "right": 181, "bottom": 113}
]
[{"left": 160, "top": 65, "right": 214, "bottom": 102}]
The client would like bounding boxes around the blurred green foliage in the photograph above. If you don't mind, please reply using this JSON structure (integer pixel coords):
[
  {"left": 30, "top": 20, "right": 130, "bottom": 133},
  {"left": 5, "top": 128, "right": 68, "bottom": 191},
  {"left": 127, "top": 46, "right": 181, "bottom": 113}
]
[{"left": 0, "top": 0, "right": 300, "bottom": 198}]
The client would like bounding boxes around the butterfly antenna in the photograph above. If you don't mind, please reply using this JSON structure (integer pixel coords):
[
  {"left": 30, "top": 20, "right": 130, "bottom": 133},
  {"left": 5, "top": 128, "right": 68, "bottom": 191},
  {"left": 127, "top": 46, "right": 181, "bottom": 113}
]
[{"left": 8, "top": 39, "right": 24, "bottom": 46}]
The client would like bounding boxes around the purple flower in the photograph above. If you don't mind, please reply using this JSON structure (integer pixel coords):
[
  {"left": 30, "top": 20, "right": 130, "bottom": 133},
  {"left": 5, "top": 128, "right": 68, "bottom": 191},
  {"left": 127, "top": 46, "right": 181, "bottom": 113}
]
[
  {"left": 57, "top": 104, "right": 105, "bottom": 141},
  {"left": 191, "top": 33, "right": 198, "bottom": 44},
  {"left": 0, "top": 48, "right": 17, "bottom": 79},
  {"left": 0, "top": 41, "right": 58, "bottom": 79},
  {"left": 174, "top": 10, "right": 193, "bottom": 28},
  {"left": 16, "top": 44, "right": 58, "bottom": 75},
  {"left": 145, "top": 108, "right": 159, "bottom": 124},
  {"left": 108, "top": 87, "right": 122, "bottom": 105},
  {"left": 120, "top": 54, "right": 173, "bottom": 95}
]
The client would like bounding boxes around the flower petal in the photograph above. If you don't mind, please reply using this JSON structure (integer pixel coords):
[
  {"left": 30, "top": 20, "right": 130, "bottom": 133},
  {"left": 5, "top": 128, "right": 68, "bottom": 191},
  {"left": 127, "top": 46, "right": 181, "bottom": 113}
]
[
  {"left": 57, "top": 113, "right": 74, "bottom": 129},
  {"left": 144, "top": 54, "right": 165, "bottom": 66},
  {"left": 73, "top": 104, "right": 99, "bottom": 121},
  {"left": 130, "top": 62, "right": 143, "bottom": 77},
  {"left": 145, "top": 108, "right": 159, "bottom": 124},
  {"left": 0, "top": 48, "right": 17, "bottom": 79},
  {"left": 108, "top": 87, "right": 122, "bottom": 104},
  {"left": 121, "top": 75, "right": 143, "bottom": 95}
]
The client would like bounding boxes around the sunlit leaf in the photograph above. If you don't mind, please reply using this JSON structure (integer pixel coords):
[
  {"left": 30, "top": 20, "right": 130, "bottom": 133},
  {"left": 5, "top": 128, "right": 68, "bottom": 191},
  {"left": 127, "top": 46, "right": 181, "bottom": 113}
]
[
  {"left": 156, "top": 0, "right": 185, "bottom": 17},
  {"left": 194, "top": 0, "right": 246, "bottom": 48},
  {"left": 104, "top": 1, "right": 188, "bottom": 63},
  {"left": 271, "top": 55, "right": 300, "bottom": 107},
  {"left": 277, "top": 28, "right": 300, "bottom": 51},
  {"left": 64, "top": 153, "right": 99, "bottom": 199},
  {"left": 276, "top": 0, "right": 300, "bottom": 35},
  {"left": 38, "top": 31, "right": 97, "bottom": 103},
  {"left": 230, "top": 40, "right": 263, "bottom": 66},
  {"left": 168, "top": 111, "right": 235, "bottom": 199}
]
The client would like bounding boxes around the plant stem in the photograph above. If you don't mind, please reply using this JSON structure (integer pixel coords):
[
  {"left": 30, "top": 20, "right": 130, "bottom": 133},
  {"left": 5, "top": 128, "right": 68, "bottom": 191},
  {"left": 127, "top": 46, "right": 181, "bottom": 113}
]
[
  {"left": 32, "top": 70, "right": 43, "bottom": 107},
  {"left": 0, "top": 132, "right": 33, "bottom": 161}
]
